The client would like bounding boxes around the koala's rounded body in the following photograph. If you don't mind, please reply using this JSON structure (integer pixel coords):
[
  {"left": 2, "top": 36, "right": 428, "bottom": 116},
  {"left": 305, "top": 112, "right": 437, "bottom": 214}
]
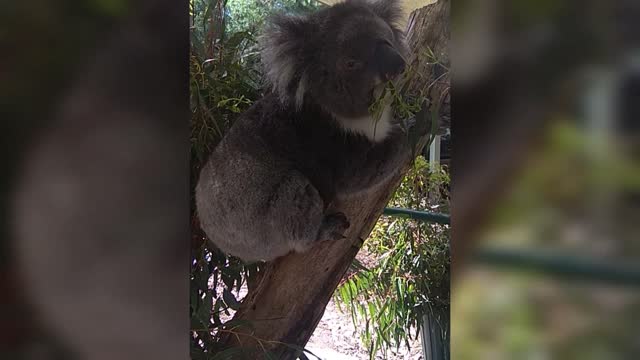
[{"left": 196, "top": 0, "right": 410, "bottom": 262}]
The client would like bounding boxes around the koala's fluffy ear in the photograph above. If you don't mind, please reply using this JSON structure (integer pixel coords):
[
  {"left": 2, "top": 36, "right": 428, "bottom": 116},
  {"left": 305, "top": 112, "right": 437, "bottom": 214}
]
[
  {"left": 368, "top": 0, "right": 404, "bottom": 27},
  {"left": 367, "top": 0, "right": 409, "bottom": 57},
  {"left": 259, "top": 14, "right": 317, "bottom": 109}
]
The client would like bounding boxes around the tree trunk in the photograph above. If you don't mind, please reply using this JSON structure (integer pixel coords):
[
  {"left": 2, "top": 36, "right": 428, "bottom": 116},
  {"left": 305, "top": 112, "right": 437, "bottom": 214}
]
[{"left": 220, "top": 1, "right": 450, "bottom": 358}]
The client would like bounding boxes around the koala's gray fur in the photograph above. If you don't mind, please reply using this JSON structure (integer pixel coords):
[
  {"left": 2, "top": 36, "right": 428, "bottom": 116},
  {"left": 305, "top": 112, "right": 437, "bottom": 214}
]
[{"left": 196, "top": 0, "right": 411, "bottom": 262}]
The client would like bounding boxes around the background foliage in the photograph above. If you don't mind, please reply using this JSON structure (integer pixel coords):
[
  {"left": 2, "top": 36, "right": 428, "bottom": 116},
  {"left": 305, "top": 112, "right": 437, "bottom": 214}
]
[{"left": 335, "top": 157, "right": 450, "bottom": 359}]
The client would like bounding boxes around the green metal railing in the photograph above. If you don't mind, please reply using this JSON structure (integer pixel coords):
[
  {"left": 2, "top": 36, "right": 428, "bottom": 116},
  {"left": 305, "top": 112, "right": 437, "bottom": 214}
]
[
  {"left": 475, "top": 247, "right": 640, "bottom": 287},
  {"left": 382, "top": 207, "right": 450, "bottom": 224}
]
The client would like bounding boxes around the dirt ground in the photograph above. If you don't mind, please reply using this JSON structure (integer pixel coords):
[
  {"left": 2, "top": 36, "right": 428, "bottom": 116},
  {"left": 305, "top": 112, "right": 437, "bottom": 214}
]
[
  {"left": 307, "top": 296, "right": 424, "bottom": 360},
  {"left": 305, "top": 250, "right": 424, "bottom": 360}
]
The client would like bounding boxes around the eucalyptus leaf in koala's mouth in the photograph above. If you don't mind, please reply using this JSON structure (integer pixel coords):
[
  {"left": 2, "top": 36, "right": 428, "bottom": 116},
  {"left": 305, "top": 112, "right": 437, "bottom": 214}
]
[
  {"left": 368, "top": 80, "right": 394, "bottom": 123},
  {"left": 371, "top": 81, "right": 388, "bottom": 104}
]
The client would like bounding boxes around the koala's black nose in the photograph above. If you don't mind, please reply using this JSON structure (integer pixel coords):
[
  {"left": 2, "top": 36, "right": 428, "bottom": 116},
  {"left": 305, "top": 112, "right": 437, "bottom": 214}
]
[{"left": 375, "top": 42, "right": 406, "bottom": 80}]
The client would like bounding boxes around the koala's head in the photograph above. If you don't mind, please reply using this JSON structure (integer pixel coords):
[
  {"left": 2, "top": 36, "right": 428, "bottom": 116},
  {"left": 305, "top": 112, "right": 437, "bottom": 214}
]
[{"left": 260, "top": 0, "right": 409, "bottom": 119}]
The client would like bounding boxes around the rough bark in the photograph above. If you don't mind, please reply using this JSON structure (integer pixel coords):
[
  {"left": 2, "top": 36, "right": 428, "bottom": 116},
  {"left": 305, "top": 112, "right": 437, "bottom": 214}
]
[{"left": 220, "top": 1, "right": 450, "bottom": 358}]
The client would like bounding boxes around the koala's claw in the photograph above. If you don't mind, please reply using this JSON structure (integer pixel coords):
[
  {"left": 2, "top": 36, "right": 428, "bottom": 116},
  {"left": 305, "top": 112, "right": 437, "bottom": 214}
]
[
  {"left": 316, "top": 212, "right": 350, "bottom": 242},
  {"left": 405, "top": 116, "right": 417, "bottom": 129}
]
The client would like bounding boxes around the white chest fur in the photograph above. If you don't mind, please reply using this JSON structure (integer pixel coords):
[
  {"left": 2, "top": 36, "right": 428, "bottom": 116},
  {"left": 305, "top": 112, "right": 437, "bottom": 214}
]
[{"left": 334, "top": 103, "right": 393, "bottom": 142}]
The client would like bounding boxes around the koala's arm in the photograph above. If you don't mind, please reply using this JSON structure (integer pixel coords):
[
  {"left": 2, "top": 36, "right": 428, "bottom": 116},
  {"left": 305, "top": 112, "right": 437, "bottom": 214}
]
[{"left": 334, "top": 128, "right": 411, "bottom": 196}]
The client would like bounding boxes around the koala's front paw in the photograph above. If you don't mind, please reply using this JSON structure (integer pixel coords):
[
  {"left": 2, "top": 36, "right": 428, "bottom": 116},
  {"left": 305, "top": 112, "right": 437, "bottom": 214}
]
[
  {"left": 316, "top": 212, "right": 350, "bottom": 242},
  {"left": 403, "top": 116, "right": 417, "bottom": 130}
]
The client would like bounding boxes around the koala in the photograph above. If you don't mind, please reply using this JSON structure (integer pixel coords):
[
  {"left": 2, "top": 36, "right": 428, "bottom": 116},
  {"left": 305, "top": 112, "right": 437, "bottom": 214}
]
[{"left": 196, "top": 0, "right": 411, "bottom": 262}]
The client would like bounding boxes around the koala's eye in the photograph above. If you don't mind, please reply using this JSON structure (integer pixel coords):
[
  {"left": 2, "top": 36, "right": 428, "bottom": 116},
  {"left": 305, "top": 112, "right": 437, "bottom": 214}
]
[{"left": 344, "top": 59, "right": 362, "bottom": 71}]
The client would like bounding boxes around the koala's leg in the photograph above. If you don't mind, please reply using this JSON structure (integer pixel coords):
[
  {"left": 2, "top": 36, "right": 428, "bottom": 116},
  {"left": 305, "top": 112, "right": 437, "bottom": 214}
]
[
  {"left": 197, "top": 151, "right": 350, "bottom": 262},
  {"left": 316, "top": 212, "right": 351, "bottom": 242},
  {"left": 267, "top": 172, "right": 350, "bottom": 254}
]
